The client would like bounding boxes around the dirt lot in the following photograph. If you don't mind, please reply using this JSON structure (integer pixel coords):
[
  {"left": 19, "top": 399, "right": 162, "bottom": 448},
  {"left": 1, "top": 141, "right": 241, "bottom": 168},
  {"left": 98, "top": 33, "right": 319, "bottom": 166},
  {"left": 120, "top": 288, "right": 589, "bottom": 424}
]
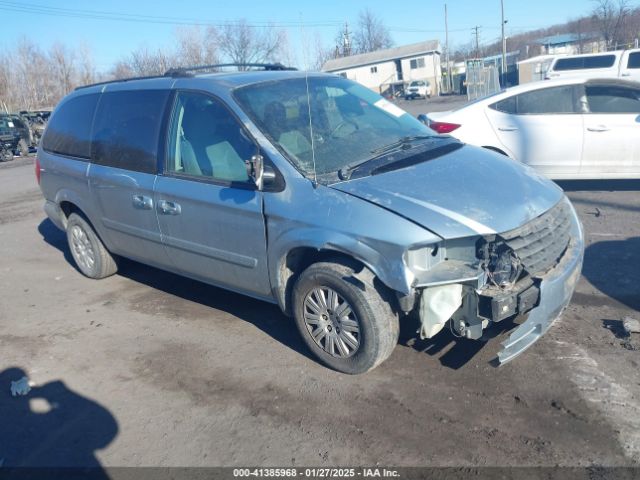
[{"left": 0, "top": 154, "right": 639, "bottom": 470}]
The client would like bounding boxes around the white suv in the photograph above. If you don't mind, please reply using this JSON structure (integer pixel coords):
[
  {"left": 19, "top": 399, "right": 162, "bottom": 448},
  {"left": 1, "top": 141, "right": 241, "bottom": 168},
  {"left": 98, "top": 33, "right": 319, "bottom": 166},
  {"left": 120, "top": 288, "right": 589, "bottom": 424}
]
[{"left": 405, "top": 80, "right": 432, "bottom": 100}]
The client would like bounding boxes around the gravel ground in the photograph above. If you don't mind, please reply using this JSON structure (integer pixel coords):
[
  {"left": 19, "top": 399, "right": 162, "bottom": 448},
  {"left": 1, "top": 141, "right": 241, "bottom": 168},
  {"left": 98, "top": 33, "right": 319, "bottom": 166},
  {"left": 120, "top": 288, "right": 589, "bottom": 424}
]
[{"left": 0, "top": 154, "right": 639, "bottom": 470}]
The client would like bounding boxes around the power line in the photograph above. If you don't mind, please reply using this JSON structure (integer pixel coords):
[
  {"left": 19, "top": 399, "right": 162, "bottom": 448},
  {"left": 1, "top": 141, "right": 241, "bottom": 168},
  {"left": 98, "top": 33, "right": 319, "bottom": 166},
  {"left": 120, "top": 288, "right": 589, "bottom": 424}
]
[
  {"left": 0, "top": 1, "right": 551, "bottom": 34},
  {"left": 0, "top": 1, "right": 344, "bottom": 28}
]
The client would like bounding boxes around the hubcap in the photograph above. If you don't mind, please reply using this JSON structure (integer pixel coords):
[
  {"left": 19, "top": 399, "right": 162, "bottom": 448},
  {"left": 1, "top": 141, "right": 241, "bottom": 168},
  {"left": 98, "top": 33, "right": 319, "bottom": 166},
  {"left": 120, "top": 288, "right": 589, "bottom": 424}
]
[
  {"left": 303, "top": 287, "right": 360, "bottom": 358},
  {"left": 70, "top": 225, "right": 96, "bottom": 272}
]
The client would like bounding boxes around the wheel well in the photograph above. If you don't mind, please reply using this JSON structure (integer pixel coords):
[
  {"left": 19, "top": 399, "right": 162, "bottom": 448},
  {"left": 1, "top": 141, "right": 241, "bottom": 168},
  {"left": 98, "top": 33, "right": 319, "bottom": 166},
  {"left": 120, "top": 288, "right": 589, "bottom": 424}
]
[
  {"left": 482, "top": 146, "right": 510, "bottom": 157},
  {"left": 58, "top": 201, "right": 94, "bottom": 231},
  {"left": 59, "top": 201, "right": 80, "bottom": 219},
  {"left": 279, "top": 248, "right": 366, "bottom": 316}
]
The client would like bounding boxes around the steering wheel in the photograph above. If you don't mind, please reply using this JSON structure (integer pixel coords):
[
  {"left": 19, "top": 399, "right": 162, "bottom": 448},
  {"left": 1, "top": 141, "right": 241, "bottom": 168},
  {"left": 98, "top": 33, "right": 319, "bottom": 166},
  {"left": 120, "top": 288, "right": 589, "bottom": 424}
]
[{"left": 329, "top": 119, "right": 359, "bottom": 138}]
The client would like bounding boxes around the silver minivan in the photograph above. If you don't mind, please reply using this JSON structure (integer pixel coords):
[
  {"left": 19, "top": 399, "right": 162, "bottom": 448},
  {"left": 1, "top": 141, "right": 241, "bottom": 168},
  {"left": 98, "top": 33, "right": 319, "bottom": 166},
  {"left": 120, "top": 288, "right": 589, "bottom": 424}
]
[{"left": 37, "top": 64, "right": 584, "bottom": 374}]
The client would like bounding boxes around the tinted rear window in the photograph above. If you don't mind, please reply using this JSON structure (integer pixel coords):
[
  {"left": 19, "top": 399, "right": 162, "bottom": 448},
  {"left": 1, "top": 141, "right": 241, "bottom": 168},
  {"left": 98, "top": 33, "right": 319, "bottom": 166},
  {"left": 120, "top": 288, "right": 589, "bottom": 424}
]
[
  {"left": 91, "top": 90, "right": 169, "bottom": 174},
  {"left": 489, "top": 96, "right": 517, "bottom": 114},
  {"left": 42, "top": 94, "right": 99, "bottom": 159},
  {"left": 554, "top": 54, "right": 616, "bottom": 71},
  {"left": 628, "top": 52, "right": 640, "bottom": 69},
  {"left": 515, "top": 86, "right": 576, "bottom": 114}
]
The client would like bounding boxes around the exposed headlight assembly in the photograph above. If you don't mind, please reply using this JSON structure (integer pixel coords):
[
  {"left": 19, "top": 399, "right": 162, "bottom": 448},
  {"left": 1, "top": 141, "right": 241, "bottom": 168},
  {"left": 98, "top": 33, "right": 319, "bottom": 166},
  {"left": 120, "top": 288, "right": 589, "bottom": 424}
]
[{"left": 477, "top": 238, "right": 523, "bottom": 289}]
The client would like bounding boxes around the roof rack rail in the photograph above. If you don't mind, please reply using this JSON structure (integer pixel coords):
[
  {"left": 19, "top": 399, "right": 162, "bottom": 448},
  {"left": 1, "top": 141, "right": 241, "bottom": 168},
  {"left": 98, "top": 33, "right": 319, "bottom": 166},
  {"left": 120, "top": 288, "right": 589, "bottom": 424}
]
[
  {"left": 164, "top": 63, "right": 297, "bottom": 77},
  {"left": 75, "top": 74, "right": 167, "bottom": 91}
]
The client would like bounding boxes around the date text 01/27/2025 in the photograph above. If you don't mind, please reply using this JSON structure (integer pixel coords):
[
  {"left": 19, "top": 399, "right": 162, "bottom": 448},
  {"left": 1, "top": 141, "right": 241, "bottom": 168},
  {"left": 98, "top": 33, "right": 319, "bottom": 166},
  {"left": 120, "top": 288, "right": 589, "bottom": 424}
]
[{"left": 232, "top": 468, "right": 400, "bottom": 478}]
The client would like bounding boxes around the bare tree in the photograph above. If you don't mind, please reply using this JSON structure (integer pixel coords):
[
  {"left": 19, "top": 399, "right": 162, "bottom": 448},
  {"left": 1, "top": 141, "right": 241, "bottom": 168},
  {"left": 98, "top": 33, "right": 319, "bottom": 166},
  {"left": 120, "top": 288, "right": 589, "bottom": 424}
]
[
  {"left": 353, "top": 8, "right": 393, "bottom": 54},
  {"left": 219, "top": 20, "right": 285, "bottom": 67},
  {"left": 592, "top": 0, "right": 631, "bottom": 48},
  {"left": 49, "top": 43, "right": 76, "bottom": 99},
  {"left": 174, "top": 25, "right": 220, "bottom": 67},
  {"left": 77, "top": 43, "right": 96, "bottom": 86},
  {"left": 312, "top": 34, "right": 336, "bottom": 71},
  {"left": 127, "top": 46, "right": 174, "bottom": 76}
]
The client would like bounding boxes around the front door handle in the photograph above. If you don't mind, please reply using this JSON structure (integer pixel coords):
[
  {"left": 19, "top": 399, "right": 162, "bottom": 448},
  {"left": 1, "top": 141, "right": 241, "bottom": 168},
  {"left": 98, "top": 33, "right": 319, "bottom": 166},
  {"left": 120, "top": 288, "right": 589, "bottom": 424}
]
[
  {"left": 621, "top": 73, "right": 631, "bottom": 77},
  {"left": 498, "top": 126, "right": 518, "bottom": 132},
  {"left": 158, "top": 200, "right": 182, "bottom": 215},
  {"left": 587, "top": 125, "right": 610, "bottom": 132},
  {"left": 132, "top": 195, "right": 153, "bottom": 210}
]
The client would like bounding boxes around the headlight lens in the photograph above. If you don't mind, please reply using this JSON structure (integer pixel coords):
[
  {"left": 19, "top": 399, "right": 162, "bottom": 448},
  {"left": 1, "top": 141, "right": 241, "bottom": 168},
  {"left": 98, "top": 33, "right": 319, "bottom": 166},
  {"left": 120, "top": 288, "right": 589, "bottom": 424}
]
[{"left": 477, "top": 240, "right": 522, "bottom": 288}]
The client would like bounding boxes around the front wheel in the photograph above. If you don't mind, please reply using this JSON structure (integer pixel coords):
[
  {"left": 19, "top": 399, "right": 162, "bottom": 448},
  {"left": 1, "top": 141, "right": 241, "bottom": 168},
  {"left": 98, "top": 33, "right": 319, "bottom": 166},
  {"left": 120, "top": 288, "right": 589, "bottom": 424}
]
[
  {"left": 0, "top": 148, "right": 12, "bottom": 162},
  {"left": 292, "top": 261, "right": 399, "bottom": 374}
]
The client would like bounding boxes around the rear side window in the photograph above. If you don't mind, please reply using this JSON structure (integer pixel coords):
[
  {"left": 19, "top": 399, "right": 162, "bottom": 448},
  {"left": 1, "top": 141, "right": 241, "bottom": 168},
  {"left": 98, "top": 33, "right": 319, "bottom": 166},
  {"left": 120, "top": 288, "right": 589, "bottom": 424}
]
[
  {"left": 554, "top": 55, "right": 616, "bottom": 71},
  {"left": 515, "top": 86, "right": 576, "bottom": 114},
  {"left": 91, "top": 90, "right": 170, "bottom": 174},
  {"left": 586, "top": 85, "right": 640, "bottom": 113},
  {"left": 490, "top": 96, "right": 517, "bottom": 114},
  {"left": 42, "top": 94, "right": 99, "bottom": 159},
  {"left": 628, "top": 52, "right": 640, "bottom": 69}
]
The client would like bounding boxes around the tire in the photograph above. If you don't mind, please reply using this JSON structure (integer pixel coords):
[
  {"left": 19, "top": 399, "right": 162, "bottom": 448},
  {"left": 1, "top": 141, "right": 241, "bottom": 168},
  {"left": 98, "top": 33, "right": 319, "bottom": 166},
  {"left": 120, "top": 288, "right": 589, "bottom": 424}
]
[
  {"left": 0, "top": 148, "right": 12, "bottom": 162},
  {"left": 292, "top": 260, "right": 399, "bottom": 374},
  {"left": 66, "top": 213, "right": 118, "bottom": 279},
  {"left": 18, "top": 139, "right": 29, "bottom": 157}
]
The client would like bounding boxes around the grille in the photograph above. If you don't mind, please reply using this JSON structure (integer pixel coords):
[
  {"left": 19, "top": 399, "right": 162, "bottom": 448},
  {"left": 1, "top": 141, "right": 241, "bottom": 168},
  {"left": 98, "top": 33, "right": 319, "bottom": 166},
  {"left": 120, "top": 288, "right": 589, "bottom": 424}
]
[{"left": 500, "top": 200, "right": 572, "bottom": 276}]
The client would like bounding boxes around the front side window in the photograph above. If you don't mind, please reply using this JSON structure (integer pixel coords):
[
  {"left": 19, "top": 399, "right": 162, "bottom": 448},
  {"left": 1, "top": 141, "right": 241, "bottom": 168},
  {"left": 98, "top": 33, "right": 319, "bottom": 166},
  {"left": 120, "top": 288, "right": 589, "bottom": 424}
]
[
  {"left": 234, "top": 76, "right": 435, "bottom": 181},
  {"left": 586, "top": 85, "right": 640, "bottom": 114},
  {"left": 166, "top": 91, "right": 254, "bottom": 183},
  {"left": 514, "top": 86, "right": 577, "bottom": 114},
  {"left": 42, "top": 94, "right": 99, "bottom": 159},
  {"left": 91, "top": 90, "right": 169, "bottom": 173}
]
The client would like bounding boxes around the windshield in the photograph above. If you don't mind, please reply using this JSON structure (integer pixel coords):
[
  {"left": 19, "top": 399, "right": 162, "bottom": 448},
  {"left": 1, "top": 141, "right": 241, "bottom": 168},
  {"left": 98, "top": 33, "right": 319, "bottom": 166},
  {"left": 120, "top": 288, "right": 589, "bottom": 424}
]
[{"left": 234, "top": 76, "right": 436, "bottom": 181}]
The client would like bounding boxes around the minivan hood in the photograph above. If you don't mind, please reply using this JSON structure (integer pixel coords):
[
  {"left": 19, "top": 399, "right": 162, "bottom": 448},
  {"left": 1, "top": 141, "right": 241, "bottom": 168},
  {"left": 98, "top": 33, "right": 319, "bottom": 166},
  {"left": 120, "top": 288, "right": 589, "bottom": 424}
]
[{"left": 331, "top": 145, "right": 564, "bottom": 240}]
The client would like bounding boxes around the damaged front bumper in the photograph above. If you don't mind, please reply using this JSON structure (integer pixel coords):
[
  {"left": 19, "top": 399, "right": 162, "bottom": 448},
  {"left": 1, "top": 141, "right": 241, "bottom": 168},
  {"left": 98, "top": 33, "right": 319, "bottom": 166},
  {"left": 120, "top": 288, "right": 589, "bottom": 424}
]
[
  {"left": 497, "top": 221, "right": 584, "bottom": 364},
  {"left": 412, "top": 197, "right": 584, "bottom": 365}
]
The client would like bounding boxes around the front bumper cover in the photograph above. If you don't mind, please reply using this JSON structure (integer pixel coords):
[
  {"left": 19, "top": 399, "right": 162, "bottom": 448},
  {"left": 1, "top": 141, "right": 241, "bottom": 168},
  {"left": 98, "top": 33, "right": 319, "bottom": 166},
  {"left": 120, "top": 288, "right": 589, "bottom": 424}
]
[{"left": 497, "top": 204, "right": 584, "bottom": 364}]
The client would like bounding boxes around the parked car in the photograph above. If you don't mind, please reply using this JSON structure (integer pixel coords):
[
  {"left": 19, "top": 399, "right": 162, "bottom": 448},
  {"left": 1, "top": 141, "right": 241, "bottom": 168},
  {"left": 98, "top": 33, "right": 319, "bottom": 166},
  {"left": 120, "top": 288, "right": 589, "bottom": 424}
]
[
  {"left": 405, "top": 80, "right": 432, "bottom": 100},
  {"left": 37, "top": 64, "right": 583, "bottom": 373},
  {"left": 545, "top": 48, "right": 640, "bottom": 82},
  {"left": 0, "top": 117, "right": 20, "bottom": 162},
  {"left": 0, "top": 113, "right": 33, "bottom": 155},
  {"left": 420, "top": 78, "right": 640, "bottom": 179},
  {"left": 19, "top": 110, "right": 51, "bottom": 145}
]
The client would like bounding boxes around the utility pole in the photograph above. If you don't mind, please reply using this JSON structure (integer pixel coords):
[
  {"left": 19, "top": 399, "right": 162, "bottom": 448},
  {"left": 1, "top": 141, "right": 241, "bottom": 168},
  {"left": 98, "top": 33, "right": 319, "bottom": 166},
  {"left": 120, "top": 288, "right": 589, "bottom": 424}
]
[
  {"left": 445, "top": 3, "right": 452, "bottom": 94},
  {"left": 501, "top": 0, "right": 507, "bottom": 87},
  {"left": 472, "top": 26, "right": 481, "bottom": 59},
  {"left": 342, "top": 22, "right": 352, "bottom": 57}
]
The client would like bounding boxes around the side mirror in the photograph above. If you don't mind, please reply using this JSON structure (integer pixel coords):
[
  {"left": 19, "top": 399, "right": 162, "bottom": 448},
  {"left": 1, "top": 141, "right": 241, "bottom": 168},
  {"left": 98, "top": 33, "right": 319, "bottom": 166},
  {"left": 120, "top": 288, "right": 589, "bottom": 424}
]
[
  {"left": 417, "top": 114, "right": 429, "bottom": 125},
  {"left": 246, "top": 154, "right": 277, "bottom": 190},
  {"left": 246, "top": 154, "right": 264, "bottom": 190}
]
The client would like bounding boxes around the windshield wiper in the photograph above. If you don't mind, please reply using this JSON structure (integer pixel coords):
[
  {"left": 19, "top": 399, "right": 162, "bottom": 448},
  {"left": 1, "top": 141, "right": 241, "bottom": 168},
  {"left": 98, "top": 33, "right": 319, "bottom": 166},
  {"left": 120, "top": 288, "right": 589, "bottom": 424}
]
[
  {"left": 369, "top": 135, "right": 433, "bottom": 156},
  {"left": 338, "top": 135, "right": 435, "bottom": 180}
]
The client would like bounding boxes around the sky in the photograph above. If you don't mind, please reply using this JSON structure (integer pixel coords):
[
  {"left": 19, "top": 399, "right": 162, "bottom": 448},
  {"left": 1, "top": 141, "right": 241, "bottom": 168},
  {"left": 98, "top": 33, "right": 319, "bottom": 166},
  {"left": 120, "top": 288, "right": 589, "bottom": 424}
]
[{"left": 0, "top": 0, "right": 637, "bottom": 71}]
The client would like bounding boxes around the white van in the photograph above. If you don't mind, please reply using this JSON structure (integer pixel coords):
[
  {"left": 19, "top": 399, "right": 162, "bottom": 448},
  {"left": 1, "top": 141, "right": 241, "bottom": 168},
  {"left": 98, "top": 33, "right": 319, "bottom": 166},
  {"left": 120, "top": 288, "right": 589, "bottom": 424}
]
[{"left": 546, "top": 49, "right": 640, "bottom": 82}]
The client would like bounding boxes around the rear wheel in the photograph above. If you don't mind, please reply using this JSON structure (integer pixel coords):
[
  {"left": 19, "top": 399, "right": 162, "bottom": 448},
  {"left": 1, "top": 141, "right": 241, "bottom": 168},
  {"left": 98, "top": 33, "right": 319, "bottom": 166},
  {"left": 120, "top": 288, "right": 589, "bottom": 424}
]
[
  {"left": 66, "top": 213, "right": 118, "bottom": 279},
  {"left": 18, "top": 139, "right": 29, "bottom": 157},
  {"left": 292, "top": 260, "right": 399, "bottom": 374}
]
